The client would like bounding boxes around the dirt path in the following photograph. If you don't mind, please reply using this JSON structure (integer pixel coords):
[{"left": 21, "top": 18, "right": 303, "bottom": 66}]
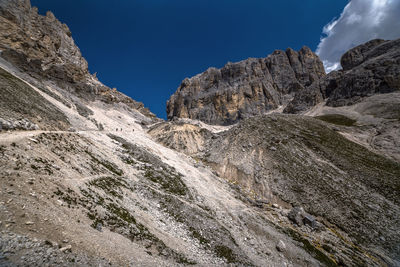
[
  {"left": 0, "top": 130, "right": 47, "bottom": 144},
  {"left": 0, "top": 129, "right": 103, "bottom": 145}
]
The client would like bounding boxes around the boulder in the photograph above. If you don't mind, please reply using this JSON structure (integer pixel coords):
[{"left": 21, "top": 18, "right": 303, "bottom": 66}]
[
  {"left": 303, "top": 214, "right": 316, "bottom": 228},
  {"left": 276, "top": 240, "right": 286, "bottom": 252},
  {"left": 287, "top": 207, "right": 305, "bottom": 226}
]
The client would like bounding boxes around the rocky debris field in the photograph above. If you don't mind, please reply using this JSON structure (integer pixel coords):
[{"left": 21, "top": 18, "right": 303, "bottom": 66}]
[
  {"left": 152, "top": 114, "right": 400, "bottom": 266},
  {"left": 0, "top": 230, "right": 112, "bottom": 267},
  {"left": 0, "top": 1, "right": 400, "bottom": 266},
  {"left": 0, "top": 66, "right": 70, "bottom": 130},
  {"left": 0, "top": 124, "right": 327, "bottom": 266},
  {"left": 0, "top": 118, "right": 39, "bottom": 131}
]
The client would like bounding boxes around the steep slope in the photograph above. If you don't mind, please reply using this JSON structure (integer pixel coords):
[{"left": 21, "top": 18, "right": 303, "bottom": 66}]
[
  {"left": 1, "top": 65, "right": 329, "bottom": 266},
  {"left": 0, "top": 1, "right": 341, "bottom": 266},
  {"left": 150, "top": 115, "right": 400, "bottom": 266},
  {"left": 0, "top": 0, "right": 155, "bottom": 120},
  {"left": 167, "top": 47, "right": 325, "bottom": 125},
  {"left": 1, "top": 1, "right": 400, "bottom": 266},
  {"left": 303, "top": 92, "right": 400, "bottom": 162},
  {"left": 0, "top": 66, "right": 71, "bottom": 130}
]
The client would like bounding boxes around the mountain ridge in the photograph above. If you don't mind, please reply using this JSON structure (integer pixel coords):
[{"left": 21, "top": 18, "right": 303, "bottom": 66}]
[
  {"left": 0, "top": 1, "right": 399, "bottom": 266},
  {"left": 168, "top": 37, "right": 400, "bottom": 126},
  {"left": 167, "top": 46, "right": 325, "bottom": 125},
  {"left": 0, "top": 0, "right": 156, "bottom": 121}
]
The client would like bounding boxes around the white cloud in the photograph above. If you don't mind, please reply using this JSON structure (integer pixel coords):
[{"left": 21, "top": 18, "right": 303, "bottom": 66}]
[{"left": 316, "top": 0, "right": 400, "bottom": 72}]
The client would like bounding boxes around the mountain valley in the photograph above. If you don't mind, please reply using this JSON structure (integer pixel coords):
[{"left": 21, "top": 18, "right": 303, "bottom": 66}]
[{"left": 0, "top": 1, "right": 399, "bottom": 266}]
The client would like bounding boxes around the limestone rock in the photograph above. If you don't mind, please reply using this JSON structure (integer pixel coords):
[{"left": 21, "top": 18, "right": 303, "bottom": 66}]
[
  {"left": 167, "top": 47, "right": 325, "bottom": 125},
  {"left": 276, "top": 240, "right": 286, "bottom": 252},
  {"left": 340, "top": 39, "right": 387, "bottom": 71},
  {"left": 285, "top": 38, "right": 400, "bottom": 113},
  {"left": 0, "top": 0, "right": 88, "bottom": 82},
  {"left": 287, "top": 207, "right": 305, "bottom": 226},
  {"left": 326, "top": 38, "right": 400, "bottom": 107},
  {"left": 0, "top": 118, "right": 39, "bottom": 131},
  {"left": 168, "top": 38, "right": 400, "bottom": 123},
  {"left": 0, "top": 0, "right": 156, "bottom": 119},
  {"left": 59, "top": 245, "right": 71, "bottom": 252}
]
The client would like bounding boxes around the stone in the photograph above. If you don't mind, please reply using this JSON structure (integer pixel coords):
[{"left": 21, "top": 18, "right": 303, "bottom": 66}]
[
  {"left": 59, "top": 245, "right": 71, "bottom": 252},
  {"left": 255, "top": 199, "right": 269, "bottom": 205},
  {"left": 287, "top": 207, "right": 305, "bottom": 226},
  {"left": 96, "top": 223, "right": 102, "bottom": 232},
  {"left": 28, "top": 138, "right": 38, "bottom": 143},
  {"left": 303, "top": 214, "right": 316, "bottom": 228},
  {"left": 25, "top": 221, "right": 34, "bottom": 225},
  {"left": 276, "top": 240, "right": 286, "bottom": 252}
]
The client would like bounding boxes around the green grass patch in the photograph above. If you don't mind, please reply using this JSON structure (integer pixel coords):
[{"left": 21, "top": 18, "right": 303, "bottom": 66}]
[
  {"left": 85, "top": 150, "right": 123, "bottom": 176},
  {"left": 315, "top": 114, "right": 356, "bottom": 126}
]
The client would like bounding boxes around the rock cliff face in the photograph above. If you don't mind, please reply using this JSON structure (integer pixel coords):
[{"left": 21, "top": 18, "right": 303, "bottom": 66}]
[
  {"left": 167, "top": 47, "right": 325, "bottom": 125},
  {"left": 328, "top": 38, "right": 400, "bottom": 106},
  {"left": 1, "top": 1, "right": 400, "bottom": 266},
  {"left": 277, "top": 38, "right": 400, "bottom": 113},
  {"left": 168, "top": 38, "right": 400, "bottom": 124},
  {"left": 0, "top": 0, "right": 89, "bottom": 84},
  {"left": 0, "top": 0, "right": 155, "bottom": 119}
]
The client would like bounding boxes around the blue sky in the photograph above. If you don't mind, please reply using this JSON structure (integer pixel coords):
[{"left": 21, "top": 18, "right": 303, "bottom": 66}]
[{"left": 31, "top": 0, "right": 349, "bottom": 118}]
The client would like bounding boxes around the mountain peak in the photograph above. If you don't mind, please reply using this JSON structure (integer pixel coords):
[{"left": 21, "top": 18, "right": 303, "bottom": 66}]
[
  {"left": 167, "top": 46, "right": 325, "bottom": 125},
  {"left": 0, "top": 0, "right": 156, "bottom": 119}
]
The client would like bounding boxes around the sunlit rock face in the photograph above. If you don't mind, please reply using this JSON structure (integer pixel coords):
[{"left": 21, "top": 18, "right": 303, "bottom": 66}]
[
  {"left": 0, "top": 0, "right": 156, "bottom": 118},
  {"left": 0, "top": 0, "right": 89, "bottom": 82},
  {"left": 167, "top": 46, "right": 325, "bottom": 125}
]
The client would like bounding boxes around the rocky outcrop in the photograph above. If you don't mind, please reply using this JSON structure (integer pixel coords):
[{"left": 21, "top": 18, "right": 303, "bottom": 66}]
[
  {"left": 285, "top": 38, "right": 400, "bottom": 113},
  {"left": 340, "top": 39, "right": 387, "bottom": 71},
  {"left": 0, "top": 118, "right": 39, "bottom": 131},
  {"left": 0, "top": 0, "right": 89, "bottom": 83},
  {"left": 0, "top": 0, "right": 156, "bottom": 119},
  {"left": 326, "top": 38, "right": 400, "bottom": 107},
  {"left": 167, "top": 47, "right": 325, "bottom": 125},
  {"left": 168, "top": 38, "right": 400, "bottom": 124}
]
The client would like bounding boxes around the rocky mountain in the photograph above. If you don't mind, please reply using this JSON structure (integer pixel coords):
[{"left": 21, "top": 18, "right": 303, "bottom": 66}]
[
  {"left": 167, "top": 47, "right": 325, "bottom": 125},
  {"left": 159, "top": 33, "right": 400, "bottom": 267},
  {"left": 285, "top": 38, "right": 400, "bottom": 113},
  {"left": 0, "top": 0, "right": 155, "bottom": 122},
  {"left": 168, "top": 38, "right": 400, "bottom": 126},
  {"left": 1, "top": 1, "right": 400, "bottom": 267}
]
